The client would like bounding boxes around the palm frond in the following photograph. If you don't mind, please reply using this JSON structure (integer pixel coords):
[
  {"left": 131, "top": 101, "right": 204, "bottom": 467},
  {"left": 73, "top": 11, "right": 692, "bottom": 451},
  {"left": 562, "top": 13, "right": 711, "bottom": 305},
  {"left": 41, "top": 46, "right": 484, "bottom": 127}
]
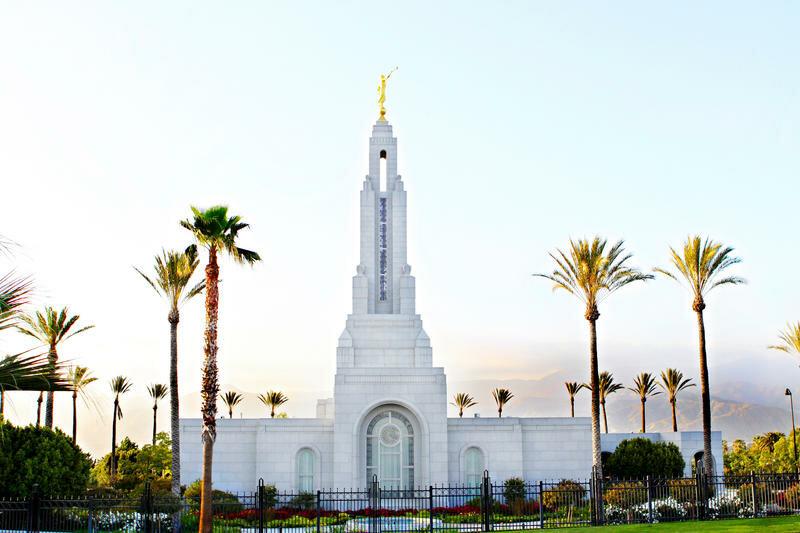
[
  {"left": 0, "top": 273, "right": 33, "bottom": 332},
  {"left": 629, "top": 372, "right": 662, "bottom": 400},
  {"left": 147, "top": 383, "right": 169, "bottom": 402},
  {"left": 0, "top": 351, "right": 72, "bottom": 392},
  {"left": 769, "top": 322, "right": 800, "bottom": 355}
]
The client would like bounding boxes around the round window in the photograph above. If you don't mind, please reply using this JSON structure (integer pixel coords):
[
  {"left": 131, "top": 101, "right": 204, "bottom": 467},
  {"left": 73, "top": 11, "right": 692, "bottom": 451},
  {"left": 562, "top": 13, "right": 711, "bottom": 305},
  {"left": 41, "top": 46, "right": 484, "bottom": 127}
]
[{"left": 380, "top": 424, "right": 401, "bottom": 447}]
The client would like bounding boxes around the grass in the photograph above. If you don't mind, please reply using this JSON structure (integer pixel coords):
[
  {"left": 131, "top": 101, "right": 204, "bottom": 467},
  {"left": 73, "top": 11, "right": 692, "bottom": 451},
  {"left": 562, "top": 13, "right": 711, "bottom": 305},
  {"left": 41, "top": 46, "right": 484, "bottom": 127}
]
[{"left": 549, "top": 515, "right": 800, "bottom": 531}]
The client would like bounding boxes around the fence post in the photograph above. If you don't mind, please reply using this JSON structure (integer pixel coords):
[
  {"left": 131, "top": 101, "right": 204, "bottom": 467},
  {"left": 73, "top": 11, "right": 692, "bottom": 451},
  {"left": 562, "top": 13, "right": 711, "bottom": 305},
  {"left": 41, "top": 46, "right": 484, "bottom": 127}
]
[
  {"left": 481, "top": 470, "right": 490, "bottom": 532},
  {"left": 538, "top": 481, "right": 544, "bottom": 529},
  {"left": 371, "top": 474, "right": 379, "bottom": 533},
  {"left": 428, "top": 486, "right": 434, "bottom": 532},
  {"left": 258, "top": 478, "right": 265, "bottom": 533},
  {"left": 316, "top": 490, "right": 322, "bottom": 533},
  {"left": 27, "top": 484, "right": 40, "bottom": 533},
  {"left": 87, "top": 496, "right": 94, "bottom": 533},
  {"left": 646, "top": 475, "right": 653, "bottom": 524},
  {"left": 695, "top": 468, "right": 704, "bottom": 520},
  {"left": 142, "top": 481, "right": 153, "bottom": 533},
  {"left": 751, "top": 471, "right": 758, "bottom": 518}
]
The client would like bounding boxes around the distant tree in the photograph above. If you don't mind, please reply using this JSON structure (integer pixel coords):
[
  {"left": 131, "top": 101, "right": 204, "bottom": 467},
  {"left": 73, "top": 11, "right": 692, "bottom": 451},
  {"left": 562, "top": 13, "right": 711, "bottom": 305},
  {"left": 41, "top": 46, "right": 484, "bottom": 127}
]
[
  {"left": 564, "top": 382, "right": 586, "bottom": 418},
  {"left": 91, "top": 433, "right": 173, "bottom": 491},
  {"left": 585, "top": 371, "right": 624, "bottom": 433},
  {"left": 655, "top": 236, "right": 744, "bottom": 476},
  {"left": 182, "top": 205, "right": 260, "bottom": 533},
  {"left": 109, "top": 376, "right": 133, "bottom": 479},
  {"left": 147, "top": 384, "right": 169, "bottom": 445},
  {"left": 67, "top": 366, "right": 97, "bottom": 445},
  {"left": 451, "top": 393, "right": 477, "bottom": 418},
  {"left": 0, "top": 421, "right": 91, "bottom": 497},
  {"left": 17, "top": 306, "right": 94, "bottom": 428},
  {"left": 220, "top": 391, "right": 244, "bottom": 419},
  {"left": 628, "top": 373, "right": 661, "bottom": 433},
  {"left": 605, "top": 438, "right": 685, "bottom": 479},
  {"left": 535, "top": 237, "right": 652, "bottom": 486},
  {"left": 658, "top": 368, "right": 695, "bottom": 432},
  {"left": 491, "top": 388, "right": 513, "bottom": 418},
  {"left": 258, "top": 391, "right": 288, "bottom": 418}
]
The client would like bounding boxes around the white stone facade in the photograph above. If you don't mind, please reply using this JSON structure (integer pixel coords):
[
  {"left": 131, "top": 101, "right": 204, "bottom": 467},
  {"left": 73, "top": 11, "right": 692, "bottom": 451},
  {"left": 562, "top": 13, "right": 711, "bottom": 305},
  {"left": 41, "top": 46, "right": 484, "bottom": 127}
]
[{"left": 180, "top": 118, "right": 723, "bottom": 493}]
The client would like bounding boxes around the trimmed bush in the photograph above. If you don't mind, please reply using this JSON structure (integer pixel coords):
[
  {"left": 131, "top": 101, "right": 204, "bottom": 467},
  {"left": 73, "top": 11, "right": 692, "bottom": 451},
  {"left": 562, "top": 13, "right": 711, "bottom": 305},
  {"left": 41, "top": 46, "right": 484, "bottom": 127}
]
[
  {"left": 503, "top": 477, "right": 525, "bottom": 503},
  {"left": 605, "top": 438, "right": 685, "bottom": 479},
  {"left": 289, "top": 491, "right": 316, "bottom": 510},
  {"left": 184, "top": 480, "right": 242, "bottom": 512},
  {"left": 604, "top": 481, "right": 647, "bottom": 507},
  {"left": 542, "top": 479, "right": 586, "bottom": 511}
]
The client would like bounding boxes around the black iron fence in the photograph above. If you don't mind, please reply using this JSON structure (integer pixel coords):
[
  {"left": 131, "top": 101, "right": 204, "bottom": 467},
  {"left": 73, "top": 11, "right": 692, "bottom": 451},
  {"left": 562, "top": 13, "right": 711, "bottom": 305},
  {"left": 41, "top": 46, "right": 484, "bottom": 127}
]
[{"left": 2, "top": 472, "right": 800, "bottom": 532}]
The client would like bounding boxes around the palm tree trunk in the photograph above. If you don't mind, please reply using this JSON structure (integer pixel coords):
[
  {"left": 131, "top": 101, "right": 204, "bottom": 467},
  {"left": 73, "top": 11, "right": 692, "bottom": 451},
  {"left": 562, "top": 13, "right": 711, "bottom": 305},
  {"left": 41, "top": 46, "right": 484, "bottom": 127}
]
[
  {"left": 570, "top": 396, "right": 575, "bottom": 417},
  {"left": 0, "top": 390, "right": 4, "bottom": 418},
  {"left": 271, "top": 406, "right": 275, "bottom": 418},
  {"left": 168, "top": 314, "right": 182, "bottom": 504},
  {"left": 152, "top": 404, "right": 157, "bottom": 446},
  {"left": 229, "top": 407, "right": 233, "bottom": 419},
  {"left": 696, "top": 309, "right": 714, "bottom": 476},
  {"left": 671, "top": 399, "right": 678, "bottom": 432},
  {"left": 459, "top": 407, "right": 463, "bottom": 418},
  {"left": 587, "top": 315, "right": 604, "bottom": 520},
  {"left": 640, "top": 399, "right": 646, "bottom": 433},
  {"left": 36, "top": 392, "right": 43, "bottom": 427},
  {"left": 199, "top": 247, "right": 220, "bottom": 533},
  {"left": 72, "top": 392, "right": 78, "bottom": 444},
  {"left": 44, "top": 345, "right": 57, "bottom": 429},
  {"left": 498, "top": 407, "right": 502, "bottom": 418},
  {"left": 601, "top": 401, "right": 609, "bottom": 433},
  {"left": 111, "top": 399, "right": 118, "bottom": 479}
]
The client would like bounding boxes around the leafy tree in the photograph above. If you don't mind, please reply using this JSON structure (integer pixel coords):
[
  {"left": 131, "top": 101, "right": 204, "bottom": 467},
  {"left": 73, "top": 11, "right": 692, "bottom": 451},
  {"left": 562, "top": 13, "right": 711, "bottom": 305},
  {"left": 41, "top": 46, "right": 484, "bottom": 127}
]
[
  {"left": 258, "top": 390, "right": 288, "bottom": 418},
  {"left": 658, "top": 368, "right": 695, "bottom": 432},
  {"left": 451, "top": 392, "right": 477, "bottom": 418},
  {"left": 604, "top": 438, "right": 685, "bottom": 479},
  {"left": 724, "top": 432, "right": 800, "bottom": 475},
  {"left": 147, "top": 384, "right": 169, "bottom": 445},
  {"left": 181, "top": 205, "right": 260, "bottom": 533},
  {"left": 628, "top": 372, "right": 661, "bottom": 433},
  {"left": 535, "top": 237, "right": 652, "bottom": 485},
  {"left": 220, "top": 391, "right": 244, "bottom": 419},
  {"left": 91, "top": 433, "right": 173, "bottom": 491},
  {"left": 135, "top": 246, "right": 203, "bottom": 499},
  {"left": 109, "top": 376, "right": 133, "bottom": 479},
  {"left": 491, "top": 388, "right": 513, "bottom": 418},
  {"left": 0, "top": 421, "right": 91, "bottom": 497},
  {"left": 67, "top": 365, "right": 97, "bottom": 444},
  {"left": 17, "top": 306, "right": 94, "bottom": 428},
  {"left": 655, "top": 236, "right": 744, "bottom": 476},
  {"left": 503, "top": 477, "right": 525, "bottom": 504},
  {"left": 564, "top": 382, "right": 586, "bottom": 418}
]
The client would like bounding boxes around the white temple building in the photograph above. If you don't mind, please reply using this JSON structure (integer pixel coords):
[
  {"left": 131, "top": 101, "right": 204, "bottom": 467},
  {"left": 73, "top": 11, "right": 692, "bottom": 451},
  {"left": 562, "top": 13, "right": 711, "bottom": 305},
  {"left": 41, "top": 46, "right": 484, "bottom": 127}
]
[{"left": 180, "top": 115, "right": 722, "bottom": 493}]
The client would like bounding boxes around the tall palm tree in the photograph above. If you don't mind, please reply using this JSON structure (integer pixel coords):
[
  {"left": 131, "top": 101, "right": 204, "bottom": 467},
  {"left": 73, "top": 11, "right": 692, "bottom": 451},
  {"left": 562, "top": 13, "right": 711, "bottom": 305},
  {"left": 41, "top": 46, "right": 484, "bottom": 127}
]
[
  {"left": 17, "top": 306, "right": 94, "bottom": 428},
  {"left": 258, "top": 391, "right": 288, "bottom": 418},
  {"left": 654, "top": 236, "right": 744, "bottom": 475},
  {"left": 136, "top": 246, "right": 204, "bottom": 498},
  {"left": 564, "top": 382, "right": 586, "bottom": 418},
  {"left": 769, "top": 322, "right": 800, "bottom": 357},
  {"left": 628, "top": 373, "right": 661, "bottom": 433},
  {"left": 220, "top": 391, "right": 244, "bottom": 419},
  {"left": 67, "top": 366, "right": 97, "bottom": 444},
  {"left": 181, "top": 205, "right": 260, "bottom": 533},
  {"left": 491, "top": 388, "right": 513, "bottom": 418},
  {"left": 584, "top": 371, "right": 624, "bottom": 433},
  {"left": 109, "top": 376, "right": 133, "bottom": 480},
  {"left": 659, "top": 368, "right": 695, "bottom": 432},
  {"left": 147, "top": 384, "right": 169, "bottom": 445},
  {"left": 535, "top": 237, "right": 652, "bottom": 483},
  {"left": 451, "top": 392, "right": 477, "bottom": 418}
]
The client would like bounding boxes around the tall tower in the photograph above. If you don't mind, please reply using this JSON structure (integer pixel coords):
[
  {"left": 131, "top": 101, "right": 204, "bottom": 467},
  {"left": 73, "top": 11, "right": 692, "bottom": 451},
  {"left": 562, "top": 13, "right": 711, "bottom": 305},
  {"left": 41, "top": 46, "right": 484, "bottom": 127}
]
[{"left": 331, "top": 117, "right": 448, "bottom": 489}]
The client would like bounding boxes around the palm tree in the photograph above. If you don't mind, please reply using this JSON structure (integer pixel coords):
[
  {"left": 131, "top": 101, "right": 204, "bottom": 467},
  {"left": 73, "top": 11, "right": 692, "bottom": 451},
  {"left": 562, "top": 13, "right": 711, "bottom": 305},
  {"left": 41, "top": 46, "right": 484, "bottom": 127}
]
[
  {"left": 109, "top": 376, "right": 133, "bottom": 479},
  {"left": 628, "top": 372, "right": 662, "bottom": 433},
  {"left": 67, "top": 366, "right": 97, "bottom": 444},
  {"left": 220, "top": 391, "right": 244, "bottom": 419},
  {"left": 36, "top": 392, "right": 43, "bottom": 426},
  {"left": 451, "top": 393, "right": 477, "bottom": 418},
  {"left": 659, "top": 368, "right": 695, "bottom": 432},
  {"left": 564, "top": 382, "right": 586, "bottom": 418},
  {"left": 181, "top": 205, "right": 260, "bottom": 533},
  {"left": 17, "top": 306, "right": 94, "bottom": 428},
  {"left": 0, "top": 272, "right": 32, "bottom": 334},
  {"left": 0, "top": 352, "right": 71, "bottom": 419},
  {"left": 584, "top": 371, "right": 624, "bottom": 433},
  {"left": 258, "top": 391, "right": 288, "bottom": 418},
  {"left": 491, "top": 388, "right": 513, "bottom": 417},
  {"left": 535, "top": 237, "right": 652, "bottom": 482},
  {"left": 769, "top": 322, "right": 800, "bottom": 356},
  {"left": 136, "top": 246, "right": 203, "bottom": 498},
  {"left": 654, "top": 236, "right": 744, "bottom": 475},
  {"left": 147, "top": 384, "right": 169, "bottom": 446}
]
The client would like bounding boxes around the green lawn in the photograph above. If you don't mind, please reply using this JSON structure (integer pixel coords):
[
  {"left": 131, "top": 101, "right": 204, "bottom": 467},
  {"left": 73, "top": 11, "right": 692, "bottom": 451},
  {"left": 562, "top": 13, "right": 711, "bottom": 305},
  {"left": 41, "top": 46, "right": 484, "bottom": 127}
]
[{"left": 549, "top": 516, "right": 800, "bottom": 532}]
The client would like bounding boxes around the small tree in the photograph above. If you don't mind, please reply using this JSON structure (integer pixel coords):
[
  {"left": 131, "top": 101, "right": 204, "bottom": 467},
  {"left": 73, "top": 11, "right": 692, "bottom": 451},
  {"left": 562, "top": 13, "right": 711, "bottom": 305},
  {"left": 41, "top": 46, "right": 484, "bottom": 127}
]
[
  {"left": 564, "top": 382, "right": 586, "bottom": 417},
  {"left": 451, "top": 393, "right": 477, "bottom": 418},
  {"left": 605, "top": 438, "right": 685, "bottom": 479},
  {"left": 258, "top": 391, "right": 288, "bottom": 418},
  {"left": 492, "top": 388, "right": 513, "bottom": 418},
  {"left": 147, "top": 384, "right": 169, "bottom": 445},
  {"left": 221, "top": 391, "right": 244, "bottom": 419},
  {"left": 628, "top": 373, "right": 661, "bottom": 433},
  {"left": 659, "top": 368, "right": 695, "bottom": 432}
]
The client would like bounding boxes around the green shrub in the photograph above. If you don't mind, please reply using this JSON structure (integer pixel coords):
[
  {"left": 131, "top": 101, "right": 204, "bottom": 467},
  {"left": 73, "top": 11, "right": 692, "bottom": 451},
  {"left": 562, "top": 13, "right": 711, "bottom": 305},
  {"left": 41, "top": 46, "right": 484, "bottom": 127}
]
[
  {"left": 259, "top": 483, "right": 278, "bottom": 508},
  {"left": 503, "top": 477, "right": 525, "bottom": 504},
  {"left": 0, "top": 421, "right": 92, "bottom": 497},
  {"left": 605, "top": 438, "right": 685, "bottom": 479},
  {"left": 603, "top": 481, "right": 647, "bottom": 507},
  {"left": 184, "top": 480, "right": 242, "bottom": 511},
  {"left": 289, "top": 491, "right": 316, "bottom": 509},
  {"left": 542, "top": 479, "right": 586, "bottom": 511}
]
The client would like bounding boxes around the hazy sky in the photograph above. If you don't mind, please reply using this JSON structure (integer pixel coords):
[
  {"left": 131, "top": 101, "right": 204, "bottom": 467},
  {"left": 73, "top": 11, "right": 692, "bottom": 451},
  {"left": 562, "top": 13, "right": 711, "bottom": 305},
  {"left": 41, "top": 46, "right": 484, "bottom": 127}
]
[{"left": 1, "top": 2, "right": 798, "bottom": 456}]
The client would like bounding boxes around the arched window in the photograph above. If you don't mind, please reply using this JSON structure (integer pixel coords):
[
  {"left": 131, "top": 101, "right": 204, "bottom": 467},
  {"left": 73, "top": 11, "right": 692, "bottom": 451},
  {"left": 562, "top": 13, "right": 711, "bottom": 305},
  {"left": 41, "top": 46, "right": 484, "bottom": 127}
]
[
  {"left": 296, "top": 448, "right": 315, "bottom": 493},
  {"left": 366, "top": 410, "right": 414, "bottom": 489},
  {"left": 463, "top": 447, "right": 484, "bottom": 486}
]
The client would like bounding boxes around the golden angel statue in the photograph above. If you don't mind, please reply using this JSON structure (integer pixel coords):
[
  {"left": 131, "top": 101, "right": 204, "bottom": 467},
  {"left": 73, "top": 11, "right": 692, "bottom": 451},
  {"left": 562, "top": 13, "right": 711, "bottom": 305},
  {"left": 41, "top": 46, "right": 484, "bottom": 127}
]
[{"left": 377, "top": 67, "right": 398, "bottom": 121}]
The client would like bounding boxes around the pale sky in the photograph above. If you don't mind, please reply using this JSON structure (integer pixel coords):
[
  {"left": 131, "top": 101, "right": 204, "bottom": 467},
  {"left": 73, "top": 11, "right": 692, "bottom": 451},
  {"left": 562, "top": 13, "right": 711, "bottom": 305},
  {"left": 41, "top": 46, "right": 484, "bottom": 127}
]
[{"left": 1, "top": 2, "right": 798, "bottom": 456}]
